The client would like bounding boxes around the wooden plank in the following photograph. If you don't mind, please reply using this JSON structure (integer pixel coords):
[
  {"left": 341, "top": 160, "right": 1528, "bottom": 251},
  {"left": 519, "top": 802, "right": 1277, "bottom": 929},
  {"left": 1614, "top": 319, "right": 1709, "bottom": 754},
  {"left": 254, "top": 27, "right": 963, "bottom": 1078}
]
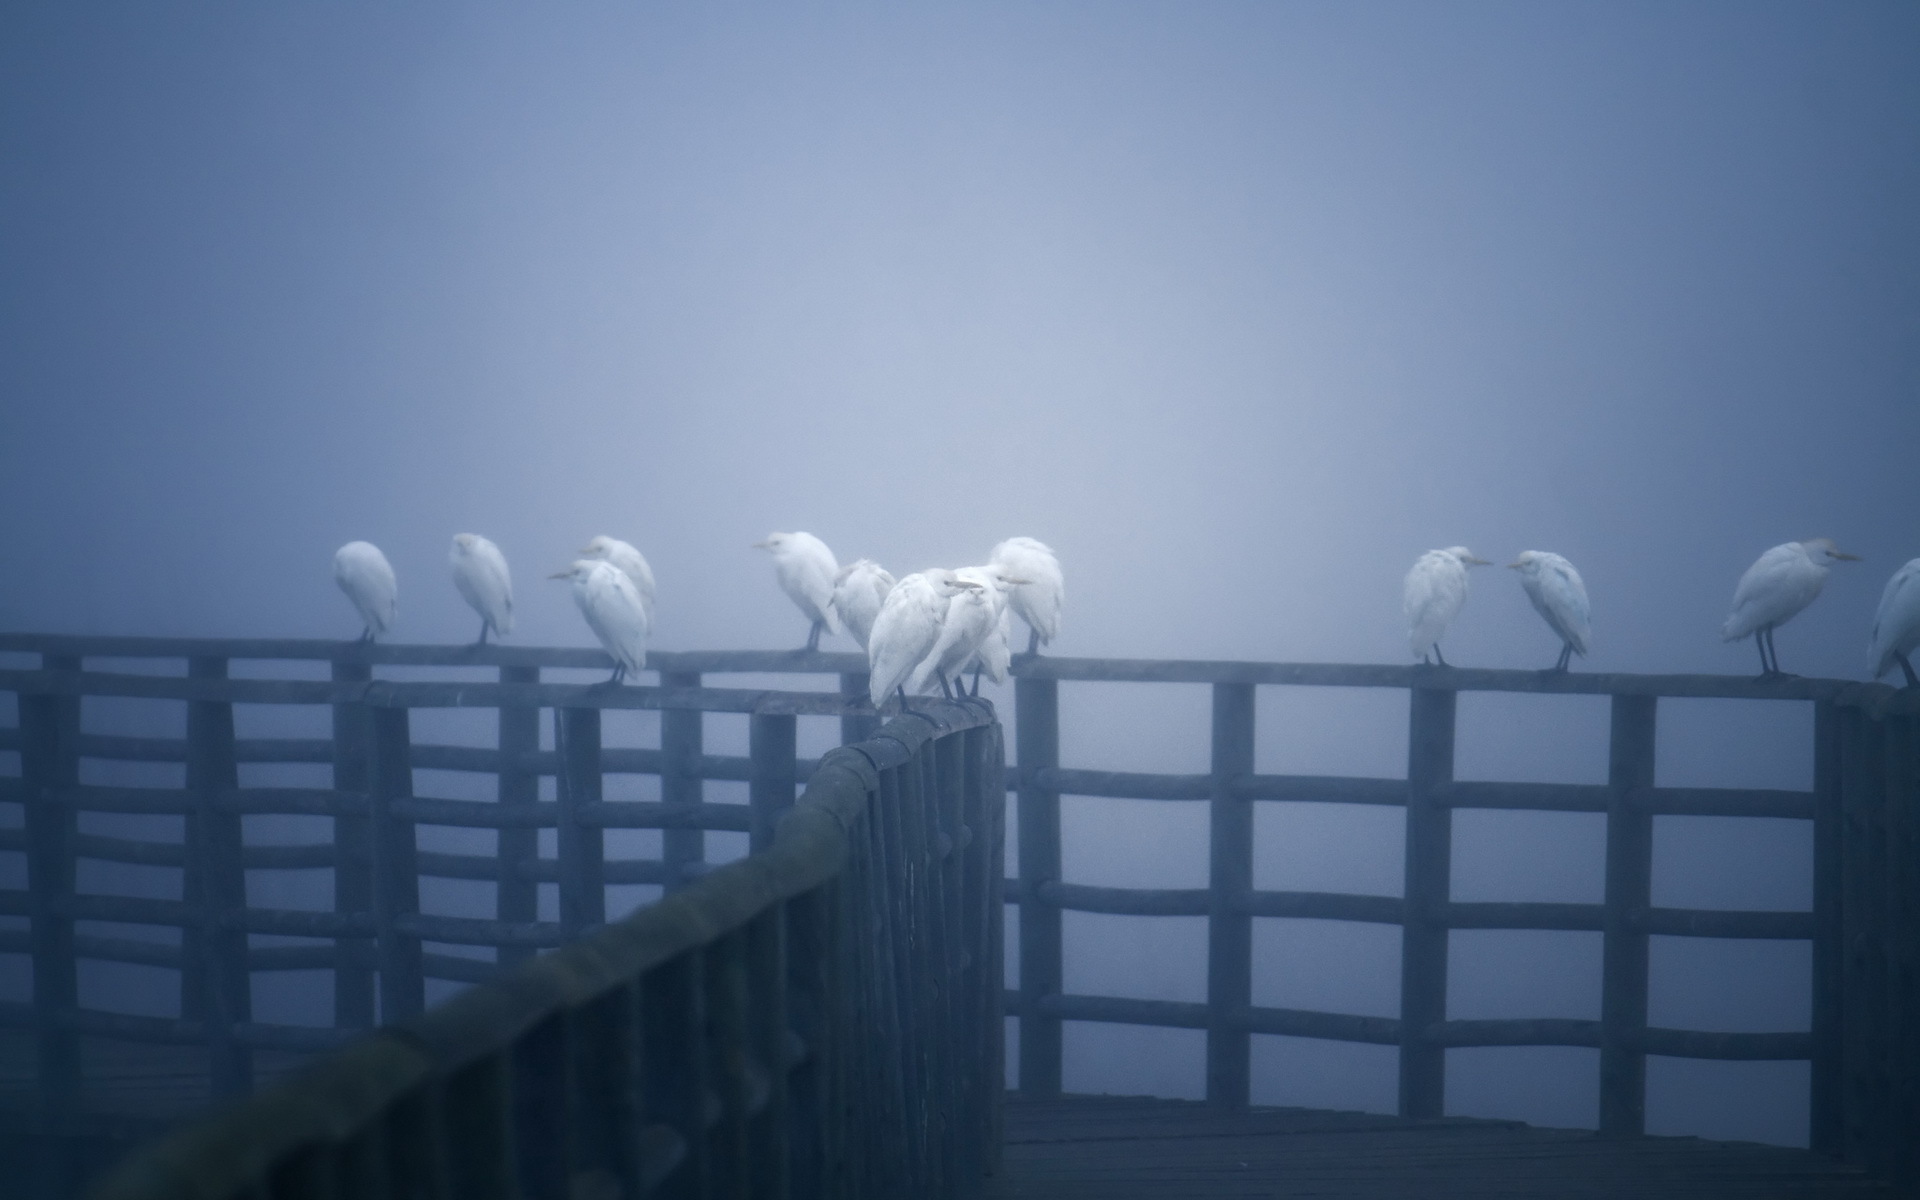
[
  {"left": 659, "top": 671, "right": 704, "bottom": 894},
  {"left": 1810, "top": 699, "right": 1845, "bottom": 1156},
  {"left": 1016, "top": 677, "right": 1063, "bottom": 1097},
  {"left": 1881, "top": 713, "right": 1920, "bottom": 1189},
  {"left": 1600, "top": 694, "right": 1656, "bottom": 1136},
  {"left": 749, "top": 713, "right": 798, "bottom": 853},
  {"left": 495, "top": 665, "right": 540, "bottom": 970},
  {"left": 1398, "top": 687, "right": 1453, "bottom": 1119},
  {"left": 329, "top": 667, "right": 378, "bottom": 1028},
  {"left": 21, "top": 653, "right": 80, "bottom": 1114},
  {"left": 184, "top": 656, "right": 251, "bottom": 1098},
  {"left": 1207, "top": 682, "right": 1255, "bottom": 1107},
  {"left": 370, "top": 706, "right": 424, "bottom": 1025},
  {"left": 556, "top": 707, "right": 607, "bottom": 939}
]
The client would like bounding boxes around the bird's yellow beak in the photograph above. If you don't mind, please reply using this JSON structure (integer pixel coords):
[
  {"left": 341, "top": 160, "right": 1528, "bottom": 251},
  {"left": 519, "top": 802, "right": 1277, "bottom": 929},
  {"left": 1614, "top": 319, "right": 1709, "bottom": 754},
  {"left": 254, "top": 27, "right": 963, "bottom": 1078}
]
[
  {"left": 1467, "top": 556, "right": 1493, "bottom": 566},
  {"left": 955, "top": 580, "right": 984, "bottom": 589},
  {"left": 1504, "top": 560, "right": 1523, "bottom": 570},
  {"left": 548, "top": 570, "right": 571, "bottom": 580},
  {"left": 1005, "top": 577, "right": 1033, "bottom": 585},
  {"left": 1835, "top": 552, "right": 1862, "bottom": 562},
  {"left": 752, "top": 540, "right": 772, "bottom": 549}
]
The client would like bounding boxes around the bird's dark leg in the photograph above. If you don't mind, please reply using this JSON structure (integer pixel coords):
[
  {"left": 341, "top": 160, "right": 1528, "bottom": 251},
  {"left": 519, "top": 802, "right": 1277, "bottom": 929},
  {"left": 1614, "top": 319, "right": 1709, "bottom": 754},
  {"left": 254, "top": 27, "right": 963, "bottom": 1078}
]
[
  {"left": 896, "top": 685, "right": 912, "bottom": 715},
  {"left": 1899, "top": 653, "right": 1918, "bottom": 690},
  {"left": 1552, "top": 644, "right": 1571, "bottom": 673},
  {"left": 970, "top": 667, "right": 983, "bottom": 697},
  {"left": 1026, "top": 628, "right": 1040, "bottom": 656},
  {"left": 358, "top": 627, "right": 374, "bottom": 645},
  {"left": 608, "top": 663, "right": 625, "bottom": 686},
  {"left": 1434, "top": 646, "right": 1449, "bottom": 668},
  {"left": 805, "top": 620, "right": 822, "bottom": 653},
  {"left": 938, "top": 674, "right": 954, "bottom": 701},
  {"left": 475, "top": 620, "right": 490, "bottom": 647}
]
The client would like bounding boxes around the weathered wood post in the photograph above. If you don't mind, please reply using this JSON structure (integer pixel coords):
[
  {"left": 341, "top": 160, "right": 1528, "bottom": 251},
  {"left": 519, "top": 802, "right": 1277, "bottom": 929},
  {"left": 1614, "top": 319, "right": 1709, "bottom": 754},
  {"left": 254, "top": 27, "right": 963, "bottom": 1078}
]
[
  {"left": 330, "top": 661, "right": 377, "bottom": 1028},
  {"left": 1810, "top": 698, "right": 1845, "bottom": 1155},
  {"left": 660, "top": 671, "right": 704, "bottom": 891},
  {"left": 785, "top": 882, "right": 841, "bottom": 1200},
  {"left": 1015, "top": 677, "right": 1063, "bottom": 1095},
  {"left": 496, "top": 664, "right": 541, "bottom": 968},
  {"left": 640, "top": 948, "right": 711, "bottom": 1197},
  {"left": 1838, "top": 704, "right": 1889, "bottom": 1173},
  {"left": 21, "top": 653, "right": 81, "bottom": 1115},
  {"left": 1882, "top": 711, "right": 1920, "bottom": 1190},
  {"left": 1600, "top": 693, "right": 1657, "bottom": 1136},
  {"left": 749, "top": 712, "right": 798, "bottom": 853},
  {"left": 184, "top": 656, "right": 251, "bottom": 1097},
  {"left": 745, "top": 906, "right": 790, "bottom": 1199},
  {"left": 555, "top": 707, "right": 606, "bottom": 939},
  {"left": 1398, "top": 686, "right": 1456, "bottom": 1119},
  {"left": 1207, "top": 682, "right": 1256, "bottom": 1106},
  {"left": 840, "top": 672, "right": 879, "bottom": 745},
  {"left": 370, "top": 704, "right": 424, "bottom": 1023}
]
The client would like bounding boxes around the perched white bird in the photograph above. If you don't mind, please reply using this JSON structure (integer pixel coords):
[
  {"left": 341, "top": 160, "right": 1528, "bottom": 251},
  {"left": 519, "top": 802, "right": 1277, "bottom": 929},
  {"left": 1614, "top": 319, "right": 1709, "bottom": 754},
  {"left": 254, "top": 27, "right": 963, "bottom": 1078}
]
[
  {"left": 955, "top": 565, "right": 1027, "bottom": 694},
  {"left": 832, "top": 559, "right": 895, "bottom": 651},
  {"left": 989, "top": 537, "right": 1063, "bottom": 655},
  {"left": 867, "top": 571, "right": 982, "bottom": 710},
  {"left": 755, "top": 531, "right": 840, "bottom": 651},
  {"left": 550, "top": 559, "right": 648, "bottom": 683},
  {"left": 1404, "top": 546, "right": 1491, "bottom": 665},
  {"left": 1867, "top": 557, "right": 1920, "bottom": 689},
  {"left": 1507, "top": 551, "right": 1592, "bottom": 672},
  {"left": 1722, "top": 538, "right": 1859, "bottom": 678},
  {"left": 909, "top": 573, "right": 1002, "bottom": 699},
  {"left": 332, "top": 541, "right": 396, "bottom": 642},
  {"left": 580, "top": 535, "right": 656, "bottom": 629},
  {"left": 450, "top": 534, "right": 514, "bottom": 645}
]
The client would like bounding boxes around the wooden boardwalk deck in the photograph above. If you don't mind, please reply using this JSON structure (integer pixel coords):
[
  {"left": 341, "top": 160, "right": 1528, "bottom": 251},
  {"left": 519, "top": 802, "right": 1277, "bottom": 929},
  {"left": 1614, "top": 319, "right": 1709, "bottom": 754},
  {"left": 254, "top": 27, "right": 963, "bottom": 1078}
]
[{"left": 993, "top": 1096, "right": 1892, "bottom": 1199}]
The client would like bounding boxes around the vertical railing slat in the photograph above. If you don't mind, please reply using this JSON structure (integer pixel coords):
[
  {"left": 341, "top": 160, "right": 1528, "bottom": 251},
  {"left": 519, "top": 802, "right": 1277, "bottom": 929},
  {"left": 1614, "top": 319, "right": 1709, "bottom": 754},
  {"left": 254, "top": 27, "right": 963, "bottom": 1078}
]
[
  {"left": 1810, "top": 697, "right": 1845, "bottom": 1156},
  {"left": 639, "top": 946, "right": 711, "bottom": 1200},
  {"left": 186, "top": 655, "right": 252, "bottom": 1098},
  {"left": 1600, "top": 693, "right": 1656, "bottom": 1136},
  {"left": 330, "top": 663, "right": 377, "bottom": 1030},
  {"left": 1398, "top": 686, "right": 1455, "bottom": 1119},
  {"left": 371, "top": 705, "right": 424, "bottom": 1024},
  {"left": 556, "top": 707, "right": 606, "bottom": 939},
  {"left": 1015, "top": 677, "right": 1062, "bottom": 1096},
  {"left": 1880, "top": 712, "right": 1918, "bottom": 1189},
  {"left": 22, "top": 653, "right": 81, "bottom": 1117},
  {"left": 1206, "top": 682, "right": 1255, "bottom": 1107},
  {"left": 745, "top": 906, "right": 791, "bottom": 1200},
  {"left": 840, "top": 672, "right": 879, "bottom": 746},
  {"left": 749, "top": 713, "right": 799, "bottom": 854},
  {"left": 496, "top": 665, "right": 541, "bottom": 969},
  {"left": 660, "top": 672, "right": 704, "bottom": 892}
]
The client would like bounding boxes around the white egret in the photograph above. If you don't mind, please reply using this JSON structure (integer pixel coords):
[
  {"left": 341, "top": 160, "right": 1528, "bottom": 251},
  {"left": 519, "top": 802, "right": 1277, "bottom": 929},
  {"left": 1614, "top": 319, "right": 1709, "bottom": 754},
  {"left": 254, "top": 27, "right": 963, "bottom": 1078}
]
[
  {"left": 332, "top": 541, "right": 396, "bottom": 642},
  {"left": 754, "top": 531, "right": 840, "bottom": 651},
  {"left": 1404, "top": 547, "right": 1491, "bottom": 666},
  {"left": 867, "top": 571, "right": 982, "bottom": 711},
  {"left": 581, "top": 535, "right": 656, "bottom": 628},
  {"left": 954, "top": 565, "right": 1027, "bottom": 694},
  {"left": 990, "top": 537, "right": 1063, "bottom": 655},
  {"left": 1868, "top": 557, "right": 1920, "bottom": 688},
  {"left": 550, "top": 559, "right": 648, "bottom": 684},
  {"left": 909, "top": 572, "right": 1002, "bottom": 699},
  {"left": 450, "top": 533, "right": 514, "bottom": 645},
  {"left": 1722, "top": 538, "right": 1859, "bottom": 679},
  {"left": 832, "top": 559, "right": 895, "bottom": 651},
  {"left": 1507, "top": 551, "right": 1592, "bottom": 672}
]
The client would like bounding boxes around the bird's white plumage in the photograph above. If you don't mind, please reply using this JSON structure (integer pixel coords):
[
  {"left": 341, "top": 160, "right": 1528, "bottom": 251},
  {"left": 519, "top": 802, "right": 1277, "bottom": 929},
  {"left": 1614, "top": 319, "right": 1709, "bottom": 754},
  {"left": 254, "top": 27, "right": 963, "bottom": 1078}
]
[
  {"left": 1404, "top": 547, "right": 1486, "bottom": 661},
  {"left": 581, "top": 536, "right": 656, "bottom": 628},
  {"left": 990, "top": 537, "right": 1062, "bottom": 647},
  {"left": 556, "top": 559, "right": 648, "bottom": 678},
  {"left": 867, "top": 571, "right": 972, "bottom": 707},
  {"left": 832, "top": 559, "right": 895, "bottom": 651},
  {"left": 956, "top": 565, "right": 1020, "bottom": 686},
  {"left": 1721, "top": 539, "right": 1849, "bottom": 642},
  {"left": 910, "top": 573, "right": 999, "bottom": 695},
  {"left": 450, "top": 534, "right": 514, "bottom": 639},
  {"left": 758, "top": 531, "right": 841, "bottom": 637},
  {"left": 1868, "top": 558, "right": 1920, "bottom": 681},
  {"left": 332, "top": 541, "right": 396, "bottom": 639},
  {"left": 1509, "top": 551, "right": 1591, "bottom": 657}
]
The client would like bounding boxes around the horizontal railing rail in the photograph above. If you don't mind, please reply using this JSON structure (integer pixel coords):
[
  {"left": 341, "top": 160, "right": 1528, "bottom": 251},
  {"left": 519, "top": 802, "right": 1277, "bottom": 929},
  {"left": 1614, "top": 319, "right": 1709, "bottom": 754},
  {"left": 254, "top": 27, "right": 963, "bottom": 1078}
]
[{"left": 86, "top": 698, "right": 1006, "bottom": 1200}]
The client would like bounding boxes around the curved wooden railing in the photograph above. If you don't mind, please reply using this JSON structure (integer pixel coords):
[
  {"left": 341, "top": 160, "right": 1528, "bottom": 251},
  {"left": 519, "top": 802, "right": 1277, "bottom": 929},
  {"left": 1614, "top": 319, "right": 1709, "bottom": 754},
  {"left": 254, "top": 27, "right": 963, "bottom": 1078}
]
[
  {"left": 1004, "top": 657, "right": 1919, "bottom": 1189},
  {"left": 69, "top": 689, "right": 1006, "bottom": 1199}
]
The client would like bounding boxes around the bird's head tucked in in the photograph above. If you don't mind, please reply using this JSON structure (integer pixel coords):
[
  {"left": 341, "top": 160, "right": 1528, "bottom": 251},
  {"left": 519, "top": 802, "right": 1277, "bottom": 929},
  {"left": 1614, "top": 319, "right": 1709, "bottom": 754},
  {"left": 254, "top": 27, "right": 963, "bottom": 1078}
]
[
  {"left": 453, "top": 533, "right": 479, "bottom": 552},
  {"left": 1800, "top": 538, "right": 1860, "bottom": 564}
]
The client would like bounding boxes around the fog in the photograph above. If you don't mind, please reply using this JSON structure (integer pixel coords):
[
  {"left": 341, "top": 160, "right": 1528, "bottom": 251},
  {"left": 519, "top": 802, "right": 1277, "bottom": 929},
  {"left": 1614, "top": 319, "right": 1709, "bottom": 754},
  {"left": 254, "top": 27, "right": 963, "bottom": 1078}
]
[{"left": 3, "top": 0, "right": 1916, "bottom": 1151}]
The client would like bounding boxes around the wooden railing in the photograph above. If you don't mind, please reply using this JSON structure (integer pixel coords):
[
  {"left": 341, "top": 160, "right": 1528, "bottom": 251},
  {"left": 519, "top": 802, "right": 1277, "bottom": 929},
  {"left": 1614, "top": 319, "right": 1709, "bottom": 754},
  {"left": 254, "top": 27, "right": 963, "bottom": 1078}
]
[
  {"left": 1003, "top": 657, "right": 1919, "bottom": 1189},
  {"left": 0, "top": 634, "right": 1004, "bottom": 1200}
]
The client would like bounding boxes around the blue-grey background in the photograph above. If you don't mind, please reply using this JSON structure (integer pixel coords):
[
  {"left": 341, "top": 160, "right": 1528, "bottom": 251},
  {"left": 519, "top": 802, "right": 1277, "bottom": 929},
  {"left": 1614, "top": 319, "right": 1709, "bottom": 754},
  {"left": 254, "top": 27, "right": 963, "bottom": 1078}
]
[{"left": 3, "top": 0, "right": 1917, "bottom": 1149}]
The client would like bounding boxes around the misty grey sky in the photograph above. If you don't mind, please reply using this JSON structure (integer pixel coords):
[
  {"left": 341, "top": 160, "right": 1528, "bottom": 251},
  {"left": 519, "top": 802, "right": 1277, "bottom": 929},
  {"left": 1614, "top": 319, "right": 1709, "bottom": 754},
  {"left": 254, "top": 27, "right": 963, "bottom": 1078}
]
[{"left": 2, "top": 0, "right": 1917, "bottom": 1149}]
